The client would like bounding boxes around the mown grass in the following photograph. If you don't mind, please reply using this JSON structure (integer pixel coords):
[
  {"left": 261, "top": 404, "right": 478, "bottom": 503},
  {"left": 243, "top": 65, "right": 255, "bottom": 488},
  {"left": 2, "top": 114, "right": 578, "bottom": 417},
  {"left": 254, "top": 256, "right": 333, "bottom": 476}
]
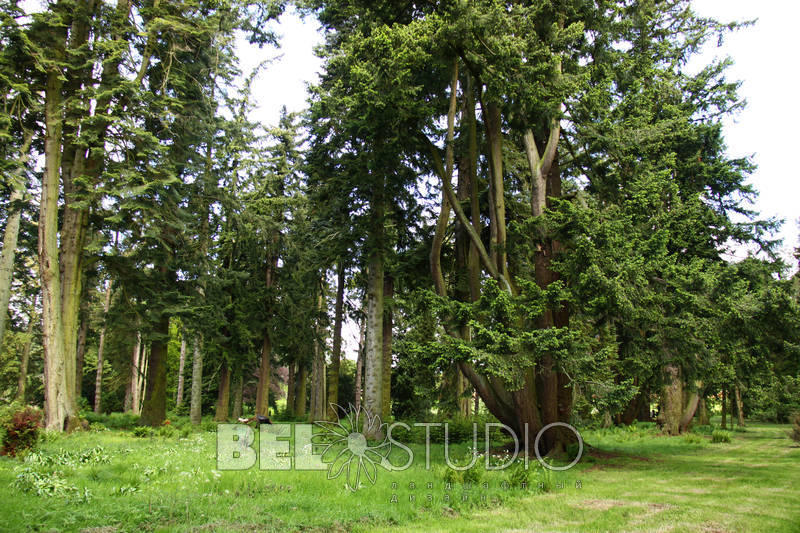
[{"left": 0, "top": 418, "right": 797, "bottom": 532}]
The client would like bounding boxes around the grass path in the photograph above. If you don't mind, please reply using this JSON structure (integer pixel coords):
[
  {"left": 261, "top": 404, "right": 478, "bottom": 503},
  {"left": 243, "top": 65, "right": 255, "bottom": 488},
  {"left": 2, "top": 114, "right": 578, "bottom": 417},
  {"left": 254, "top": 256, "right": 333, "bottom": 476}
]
[{"left": 371, "top": 422, "right": 800, "bottom": 532}]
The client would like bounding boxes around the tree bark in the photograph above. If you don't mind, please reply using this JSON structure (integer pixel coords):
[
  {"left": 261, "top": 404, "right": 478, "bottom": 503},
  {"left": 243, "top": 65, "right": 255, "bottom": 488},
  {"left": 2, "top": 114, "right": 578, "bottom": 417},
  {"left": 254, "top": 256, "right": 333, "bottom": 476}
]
[
  {"left": 93, "top": 282, "right": 112, "bottom": 413},
  {"left": 735, "top": 385, "right": 745, "bottom": 427},
  {"left": 124, "top": 331, "right": 141, "bottom": 413},
  {"left": 355, "top": 317, "right": 365, "bottom": 413},
  {"left": 14, "top": 309, "right": 36, "bottom": 403},
  {"left": 255, "top": 333, "right": 272, "bottom": 416},
  {"left": 381, "top": 275, "right": 393, "bottom": 419},
  {"left": 327, "top": 262, "right": 345, "bottom": 419},
  {"left": 286, "top": 362, "right": 296, "bottom": 417},
  {"left": 176, "top": 337, "right": 187, "bottom": 407},
  {"left": 75, "top": 300, "right": 89, "bottom": 399},
  {"left": 364, "top": 179, "right": 385, "bottom": 437},
  {"left": 660, "top": 364, "right": 683, "bottom": 435},
  {"left": 214, "top": 361, "right": 231, "bottom": 422},
  {"left": 294, "top": 364, "right": 308, "bottom": 419},
  {"left": 140, "top": 314, "right": 170, "bottom": 426},
  {"left": 189, "top": 335, "right": 203, "bottom": 425},
  {"left": 721, "top": 388, "right": 727, "bottom": 429},
  {"left": 232, "top": 368, "right": 244, "bottom": 420},
  {"left": 698, "top": 396, "right": 709, "bottom": 425},
  {"left": 0, "top": 131, "right": 33, "bottom": 351},
  {"left": 310, "top": 291, "right": 326, "bottom": 422}
]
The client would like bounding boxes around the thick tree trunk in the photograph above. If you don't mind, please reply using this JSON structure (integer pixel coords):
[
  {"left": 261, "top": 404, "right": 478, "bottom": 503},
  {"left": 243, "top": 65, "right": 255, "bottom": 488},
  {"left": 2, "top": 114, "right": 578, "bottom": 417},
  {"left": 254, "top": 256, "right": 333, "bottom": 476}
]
[
  {"left": 0, "top": 132, "right": 33, "bottom": 351},
  {"left": 176, "top": 337, "right": 187, "bottom": 407},
  {"left": 255, "top": 333, "right": 272, "bottom": 416},
  {"left": 381, "top": 275, "right": 393, "bottom": 419},
  {"left": 14, "top": 311, "right": 36, "bottom": 403},
  {"left": 735, "top": 385, "right": 745, "bottom": 427},
  {"left": 660, "top": 364, "right": 683, "bottom": 435},
  {"left": 327, "top": 262, "right": 345, "bottom": 419},
  {"left": 214, "top": 361, "right": 231, "bottom": 422},
  {"left": 232, "top": 368, "right": 244, "bottom": 420},
  {"left": 189, "top": 336, "right": 203, "bottom": 425},
  {"left": 294, "top": 364, "right": 308, "bottom": 419},
  {"left": 138, "top": 345, "right": 149, "bottom": 414},
  {"left": 93, "top": 282, "right": 112, "bottom": 413},
  {"left": 140, "top": 315, "right": 170, "bottom": 426},
  {"left": 364, "top": 184, "right": 385, "bottom": 438},
  {"left": 679, "top": 382, "right": 702, "bottom": 433},
  {"left": 483, "top": 101, "right": 508, "bottom": 279},
  {"left": 40, "top": 59, "right": 74, "bottom": 432}
]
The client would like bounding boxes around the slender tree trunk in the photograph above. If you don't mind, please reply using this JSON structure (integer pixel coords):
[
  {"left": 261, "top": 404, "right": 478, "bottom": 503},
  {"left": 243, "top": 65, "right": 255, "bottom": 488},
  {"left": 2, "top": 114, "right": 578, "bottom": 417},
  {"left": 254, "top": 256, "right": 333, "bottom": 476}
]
[
  {"left": 310, "top": 292, "right": 327, "bottom": 422},
  {"left": 721, "top": 388, "right": 727, "bottom": 429},
  {"left": 698, "top": 396, "right": 710, "bottom": 425},
  {"left": 93, "top": 282, "right": 112, "bottom": 413},
  {"left": 75, "top": 301, "right": 89, "bottom": 399},
  {"left": 140, "top": 314, "right": 170, "bottom": 426},
  {"left": 232, "top": 368, "right": 244, "bottom": 420},
  {"left": 14, "top": 310, "right": 36, "bottom": 403},
  {"left": 124, "top": 332, "right": 141, "bottom": 413},
  {"left": 355, "top": 317, "right": 365, "bottom": 413},
  {"left": 0, "top": 132, "right": 33, "bottom": 351},
  {"left": 735, "top": 385, "right": 745, "bottom": 427},
  {"left": 381, "top": 275, "right": 393, "bottom": 419},
  {"left": 327, "top": 262, "right": 345, "bottom": 419},
  {"left": 294, "top": 364, "right": 308, "bottom": 419},
  {"left": 189, "top": 335, "right": 203, "bottom": 425},
  {"left": 255, "top": 333, "right": 272, "bottom": 416},
  {"left": 138, "top": 345, "right": 149, "bottom": 414},
  {"left": 286, "top": 362, "right": 296, "bottom": 417},
  {"left": 176, "top": 337, "right": 187, "bottom": 407},
  {"left": 214, "top": 361, "right": 231, "bottom": 422}
]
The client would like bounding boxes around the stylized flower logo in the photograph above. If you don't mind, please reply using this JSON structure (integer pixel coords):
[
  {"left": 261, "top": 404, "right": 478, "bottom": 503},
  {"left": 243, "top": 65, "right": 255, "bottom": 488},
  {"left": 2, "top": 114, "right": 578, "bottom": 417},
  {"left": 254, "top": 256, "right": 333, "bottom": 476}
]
[{"left": 314, "top": 404, "right": 392, "bottom": 491}]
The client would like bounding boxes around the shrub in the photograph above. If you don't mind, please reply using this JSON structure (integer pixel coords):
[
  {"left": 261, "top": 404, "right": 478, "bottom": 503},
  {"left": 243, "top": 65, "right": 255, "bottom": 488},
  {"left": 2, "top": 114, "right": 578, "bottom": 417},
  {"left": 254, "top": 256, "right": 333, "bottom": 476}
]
[
  {"left": 132, "top": 426, "right": 153, "bottom": 438},
  {"left": 711, "top": 430, "right": 732, "bottom": 443},
  {"left": 1, "top": 406, "right": 43, "bottom": 457}
]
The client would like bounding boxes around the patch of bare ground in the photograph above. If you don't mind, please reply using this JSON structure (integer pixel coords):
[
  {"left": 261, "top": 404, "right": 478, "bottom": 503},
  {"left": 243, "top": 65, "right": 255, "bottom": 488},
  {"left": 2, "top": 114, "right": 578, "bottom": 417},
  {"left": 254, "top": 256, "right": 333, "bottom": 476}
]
[{"left": 574, "top": 498, "right": 629, "bottom": 510}]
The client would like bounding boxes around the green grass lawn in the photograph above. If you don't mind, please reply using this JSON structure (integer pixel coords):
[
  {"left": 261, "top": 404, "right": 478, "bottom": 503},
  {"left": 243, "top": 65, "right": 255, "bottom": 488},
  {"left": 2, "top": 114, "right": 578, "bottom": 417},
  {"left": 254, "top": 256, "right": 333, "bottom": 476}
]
[{"left": 1, "top": 420, "right": 798, "bottom": 532}]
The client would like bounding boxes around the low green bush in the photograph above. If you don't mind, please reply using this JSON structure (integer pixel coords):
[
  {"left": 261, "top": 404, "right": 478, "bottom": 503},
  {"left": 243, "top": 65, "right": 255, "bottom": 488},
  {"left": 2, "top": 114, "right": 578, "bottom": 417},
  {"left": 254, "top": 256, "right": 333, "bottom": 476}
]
[{"left": 711, "top": 430, "right": 732, "bottom": 443}]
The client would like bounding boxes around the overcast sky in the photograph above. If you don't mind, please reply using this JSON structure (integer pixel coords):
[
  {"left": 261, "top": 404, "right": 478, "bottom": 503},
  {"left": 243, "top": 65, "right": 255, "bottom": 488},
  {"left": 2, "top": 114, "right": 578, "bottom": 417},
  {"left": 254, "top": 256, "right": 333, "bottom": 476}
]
[{"left": 239, "top": 2, "right": 800, "bottom": 357}]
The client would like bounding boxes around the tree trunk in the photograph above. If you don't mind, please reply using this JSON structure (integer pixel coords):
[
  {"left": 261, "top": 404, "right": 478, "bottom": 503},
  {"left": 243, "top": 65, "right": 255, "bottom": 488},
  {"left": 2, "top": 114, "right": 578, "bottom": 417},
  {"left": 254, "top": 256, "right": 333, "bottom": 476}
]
[
  {"left": 381, "top": 275, "right": 393, "bottom": 419},
  {"left": 176, "top": 337, "right": 187, "bottom": 407},
  {"left": 286, "top": 362, "right": 296, "bottom": 417},
  {"left": 698, "top": 396, "right": 710, "bottom": 425},
  {"left": 124, "top": 332, "right": 141, "bottom": 413},
  {"left": 721, "top": 388, "right": 727, "bottom": 429},
  {"left": 14, "top": 310, "right": 36, "bottom": 403},
  {"left": 355, "top": 319, "right": 365, "bottom": 413},
  {"left": 232, "top": 368, "right": 244, "bottom": 420},
  {"left": 190, "top": 335, "right": 203, "bottom": 425},
  {"left": 0, "top": 132, "right": 33, "bottom": 351},
  {"left": 75, "top": 301, "right": 89, "bottom": 399},
  {"left": 93, "top": 282, "right": 112, "bottom": 413},
  {"left": 294, "top": 364, "right": 308, "bottom": 419},
  {"left": 255, "top": 332, "right": 272, "bottom": 417},
  {"left": 310, "top": 291, "right": 327, "bottom": 422},
  {"left": 327, "top": 262, "right": 345, "bottom": 419},
  {"left": 140, "top": 314, "right": 170, "bottom": 426},
  {"left": 214, "top": 361, "right": 231, "bottom": 422},
  {"left": 363, "top": 174, "right": 385, "bottom": 438},
  {"left": 679, "top": 382, "right": 702, "bottom": 433},
  {"left": 40, "top": 56, "right": 74, "bottom": 431},
  {"left": 138, "top": 345, "right": 149, "bottom": 414},
  {"left": 735, "top": 385, "right": 745, "bottom": 427},
  {"left": 660, "top": 364, "right": 683, "bottom": 435}
]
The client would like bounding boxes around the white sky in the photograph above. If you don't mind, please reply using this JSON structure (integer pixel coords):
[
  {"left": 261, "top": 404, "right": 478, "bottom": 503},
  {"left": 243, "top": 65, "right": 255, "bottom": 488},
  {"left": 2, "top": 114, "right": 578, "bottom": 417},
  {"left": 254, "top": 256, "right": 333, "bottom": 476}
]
[{"left": 239, "top": 2, "right": 800, "bottom": 357}]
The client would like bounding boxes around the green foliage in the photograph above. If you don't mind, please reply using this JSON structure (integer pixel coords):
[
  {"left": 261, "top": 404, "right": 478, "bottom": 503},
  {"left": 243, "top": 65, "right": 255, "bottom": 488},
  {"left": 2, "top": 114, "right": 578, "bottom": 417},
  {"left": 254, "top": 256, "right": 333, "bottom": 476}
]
[
  {"left": 1, "top": 406, "right": 42, "bottom": 457},
  {"left": 711, "top": 430, "right": 732, "bottom": 444},
  {"left": 12, "top": 468, "right": 91, "bottom": 502},
  {"left": 789, "top": 414, "right": 800, "bottom": 444},
  {"left": 131, "top": 427, "right": 153, "bottom": 438}
]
